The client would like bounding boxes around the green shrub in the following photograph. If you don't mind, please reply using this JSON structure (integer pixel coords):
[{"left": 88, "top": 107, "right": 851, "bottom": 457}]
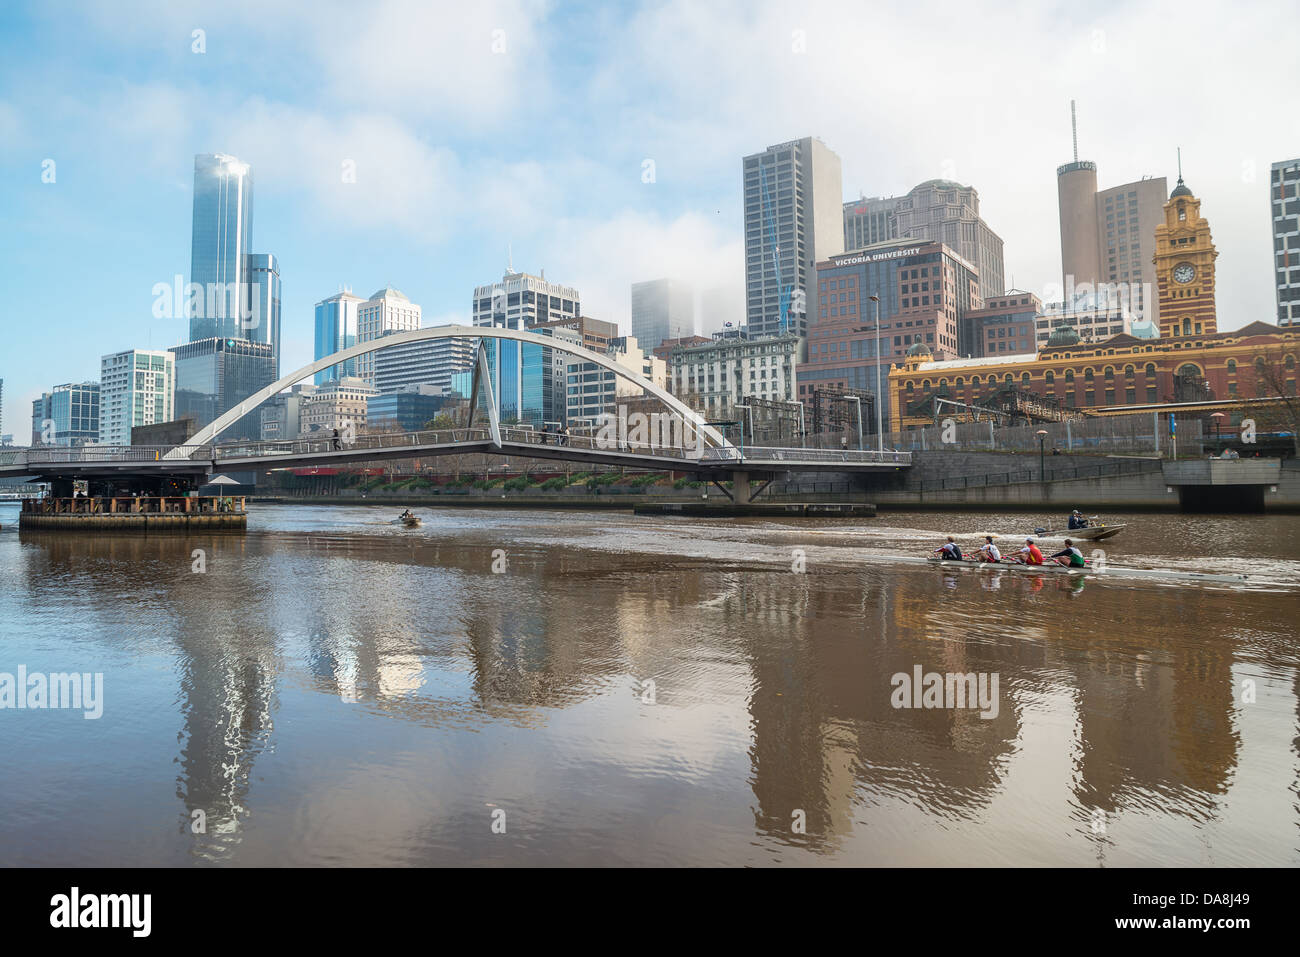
[{"left": 539, "top": 477, "right": 568, "bottom": 491}]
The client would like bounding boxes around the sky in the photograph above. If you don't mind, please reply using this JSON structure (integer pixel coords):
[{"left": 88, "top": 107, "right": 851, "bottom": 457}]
[{"left": 1, "top": 0, "right": 1296, "bottom": 438}]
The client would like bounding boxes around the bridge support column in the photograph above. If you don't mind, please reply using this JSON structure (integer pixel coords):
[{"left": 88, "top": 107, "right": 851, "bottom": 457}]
[{"left": 732, "top": 471, "right": 750, "bottom": 506}]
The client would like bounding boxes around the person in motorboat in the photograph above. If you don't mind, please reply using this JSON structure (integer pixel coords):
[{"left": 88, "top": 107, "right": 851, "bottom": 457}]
[
  {"left": 1015, "top": 537, "right": 1045, "bottom": 565},
  {"left": 1050, "top": 539, "right": 1086, "bottom": 568},
  {"left": 977, "top": 535, "right": 1001, "bottom": 563},
  {"left": 399, "top": 509, "right": 414, "bottom": 522},
  {"left": 1067, "top": 509, "right": 1090, "bottom": 530},
  {"left": 934, "top": 536, "right": 963, "bottom": 560}
]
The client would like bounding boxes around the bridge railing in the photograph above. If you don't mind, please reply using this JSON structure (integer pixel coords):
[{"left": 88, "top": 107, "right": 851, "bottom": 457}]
[
  {"left": 24, "top": 445, "right": 214, "bottom": 464},
  {"left": 214, "top": 429, "right": 494, "bottom": 459},
  {"left": 742, "top": 446, "right": 912, "bottom": 465}
]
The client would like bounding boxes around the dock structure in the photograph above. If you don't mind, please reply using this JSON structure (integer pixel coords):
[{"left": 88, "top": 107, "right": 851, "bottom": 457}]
[{"left": 19, "top": 496, "right": 247, "bottom": 531}]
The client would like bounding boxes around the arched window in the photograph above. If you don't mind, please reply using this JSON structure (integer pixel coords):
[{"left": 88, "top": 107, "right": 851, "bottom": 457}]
[
  {"left": 1065, "top": 369, "right": 1075, "bottom": 383},
  {"left": 1286, "top": 354, "right": 1296, "bottom": 371},
  {"left": 1021, "top": 372, "right": 1031, "bottom": 386},
  {"left": 1045, "top": 370, "right": 1055, "bottom": 384},
  {"left": 1084, "top": 368, "right": 1095, "bottom": 383},
  {"left": 905, "top": 381, "right": 915, "bottom": 391},
  {"left": 1227, "top": 359, "right": 1236, "bottom": 373},
  {"left": 1178, "top": 363, "right": 1201, "bottom": 378},
  {"left": 922, "top": 379, "right": 931, "bottom": 390},
  {"left": 1104, "top": 366, "right": 1115, "bottom": 381},
  {"left": 1255, "top": 357, "right": 1266, "bottom": 375},
  {"left": 955, "top": 376, "right": 965, "bottom": 387},
  {"left": 1144, "top": 363, "right": 1156, "bottom": 376},
  {"left": 1004, "top": 373, "right": 1014, "bottom": 384},
  {"left": 1124, "top": 364, "right": 1135, "bottom": 377},
  {"left": 939, "top": 378, "right": 948, "bottom": 389}
]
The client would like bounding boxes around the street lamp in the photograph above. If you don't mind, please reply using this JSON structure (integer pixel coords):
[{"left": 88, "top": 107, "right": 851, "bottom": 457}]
[
  {"left": 845, "top": 395, "right": 863, "bottom": 451},
  {"left": 1036, "top": 429, "right": 1049, "bottom": 481},
  {"left": 870, "top": 294, "right": 883, "bottom": 451},
  {"left": 1211, "top": 411, "right": 1227, "bottom": 455}
]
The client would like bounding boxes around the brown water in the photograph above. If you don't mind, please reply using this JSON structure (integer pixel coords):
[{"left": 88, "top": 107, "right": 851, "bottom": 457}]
[{"left": 0, "top": 502, "right": 1297, "bottom": 866}]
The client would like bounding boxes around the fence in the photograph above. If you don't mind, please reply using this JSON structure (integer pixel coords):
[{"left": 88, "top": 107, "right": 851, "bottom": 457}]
[{"left": 876, "top": 411, "right": 1204, "bottom": 455}]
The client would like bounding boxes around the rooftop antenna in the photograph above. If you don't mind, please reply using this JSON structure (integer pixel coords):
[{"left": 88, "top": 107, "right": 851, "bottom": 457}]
[
  {"left": 507, "top": 243, "right": 513, "bottom": 274},
  {"left": 1177, "top": 147, "right": 1184, "bottom": 186},
  {"left": 1070, "top": 99, "right": 1078, "bottom": 163}
]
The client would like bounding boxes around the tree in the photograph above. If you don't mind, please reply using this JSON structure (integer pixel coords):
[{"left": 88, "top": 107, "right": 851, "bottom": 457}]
[
  {"left": 423, "top": 413, "right": 457, "bottom": 431},
  {"left": 1243, "top": 346, "right": 1300, "bottom": 455}
]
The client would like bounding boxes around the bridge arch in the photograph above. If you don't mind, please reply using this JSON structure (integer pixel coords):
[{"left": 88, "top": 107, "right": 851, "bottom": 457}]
[{"left": 176, "top": 324, "right": 730, "bottom": 453}]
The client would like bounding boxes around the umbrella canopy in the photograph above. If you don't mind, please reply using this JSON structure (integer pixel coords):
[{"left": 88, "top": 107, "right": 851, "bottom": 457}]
[{"left": 204, "top": 474, "right": 244, "bottom": 486}]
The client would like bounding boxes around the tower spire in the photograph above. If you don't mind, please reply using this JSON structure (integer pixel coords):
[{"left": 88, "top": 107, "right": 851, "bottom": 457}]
[
  {"left": 1177, "top": 147, "right": 1183, "bottom": 185},
  {"left": 1070, "top": 99, "right": 1078, "bottom": 163}
]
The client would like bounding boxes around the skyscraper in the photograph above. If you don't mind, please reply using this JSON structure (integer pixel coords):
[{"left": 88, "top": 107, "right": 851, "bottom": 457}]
[
  {"left": 356, "top": 286, "right": 421, "bottom": 386},
  {"left": 842, "top": 181, "right": 1005, "bottom": 303},
  {"left": 31, "top": 383, "right": 100, "bottom": 446},
  {"left": 1271, "top": 158, "right": 1300, "bottom": 326},
  {"left": 170, "top": 337, "right": 275, "bottom": 441},
  {"left": 99, "top": 349, "right": 175, "bottom": 446},
  {"left": 1055, "top": 104, "right": 1166, "bottom": 328},
  {"left": 742, "top": 138, "right": 844, "bottom": 348},
  {"left": 246, "top": 253, "right": 281, "bottom": 376},
  {"left": 189, "top": 154, "right": 254, "bottom": 342},
  {"left": 313, "top": 290, "right": 364, "bottom": 384},
  {"left": 630, "top": 278, "right": 695, "bottom": 351}
]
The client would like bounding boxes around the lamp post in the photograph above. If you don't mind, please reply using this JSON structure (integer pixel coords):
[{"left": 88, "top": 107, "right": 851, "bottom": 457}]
[
  {"left": 845, "top": 395, "right": 863, "bottom": 451},
  {"left": 735, "top": 403, "right": 752, "bottom": 459},
  {"left": 1211, "top": 411, "right": 1226, "bottom": 455},
  {"left": 870, "top": 294, "right": 883, "bottom": 451},
  {"left": 1036, "top": 429, "right": 1048, "bottom": 482}
]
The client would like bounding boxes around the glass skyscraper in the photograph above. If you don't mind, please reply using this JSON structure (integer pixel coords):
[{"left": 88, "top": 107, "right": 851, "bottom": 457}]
[
  {"left": 246, "top": 253, "right": 281, "bottom": 377},
  {"left": 189, "top": 153, "right": 254, "bottom": 343},
  {"left": 313, "top": 291, "right": 364, "bottom": 384},
  {"left": 31, "top": 383, "right": 100, "bottom": 446},
  {"left": 171, "top": 338, "right": 276, "bottom": 441}
]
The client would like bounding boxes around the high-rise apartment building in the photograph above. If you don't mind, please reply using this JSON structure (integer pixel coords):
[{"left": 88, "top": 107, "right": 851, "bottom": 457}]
[
  {"left": 1271, "top": 158, "right": 1300, "bottom": 326},
  {"left": 1056, "top": 104, "right": 1166, "bottom": 329},
  {"left": 313, "top": 290, "right": 364, "bottom": 384},
  {"left": 630, "top": 278, "right": 694, "bottom": 351},
  {"left": 565, "top": 335, "right": 665, "bottom": 426},
  {"left": 99, "top": 349, "right": 175, "bottom": 446},
  {"left": 356, "top": 286, "right": 421, "bottom": 386},
  {"left": 31, "top": 383, "right": 100, "bottom": 446},
  {"left": 472, "top": 269, "right": 581, "bottom": 330},
  {"left": 664, "top": 329, "right": 799, "bottom": 419},
  {"left": 842, "top": 181, "right": 1005, "bottom": 303},
  {"left": 743, "top": 138, "right": 844, "bottom": 346}
]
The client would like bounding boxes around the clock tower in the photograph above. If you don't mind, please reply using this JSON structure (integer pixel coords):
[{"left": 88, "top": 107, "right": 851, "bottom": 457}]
[{"left": 1152, "top": 164, "right": 1218, "bottom": 338}]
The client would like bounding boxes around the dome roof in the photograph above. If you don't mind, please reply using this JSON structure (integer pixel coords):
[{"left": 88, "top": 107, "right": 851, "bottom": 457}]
[
  {"left": 912, "top": 178, "right": 965, "bottom": 193},
  {"left": 1170, "top": 176, "right": 1192, "bottom": 199},
  {"left": 906, "top": 341, "right": 932, "bottom": 357},
  {"left": 1046, "top": 322, "right": 1080, "bottom": 348}
]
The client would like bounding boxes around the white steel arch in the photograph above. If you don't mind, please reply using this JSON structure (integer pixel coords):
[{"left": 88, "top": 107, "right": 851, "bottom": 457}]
[{"left": 171, "top": 324, "right": 730, "bottom": 456}]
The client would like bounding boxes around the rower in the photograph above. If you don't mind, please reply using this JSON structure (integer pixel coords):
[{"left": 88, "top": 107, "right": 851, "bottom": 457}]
[
  {"left": 1067, "top": 509, "right": 1089, "bottom": 530},
  {"left": 934, "top": 536, "right": 963, "bottom": 561},
  {"left": 977, "top": 535, "right": 1001, "bottom": 563},
  {"left": 1016, "top": 537, "right": 1045, "bottom": 565},
  {"left": 1051, "top": 538, "right": 1087, "bottom": 568}
]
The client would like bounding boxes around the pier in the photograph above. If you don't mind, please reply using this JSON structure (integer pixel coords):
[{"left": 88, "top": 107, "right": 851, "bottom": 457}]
[{"left": 19, "top": 496, "right": 248, "bottom": 531}]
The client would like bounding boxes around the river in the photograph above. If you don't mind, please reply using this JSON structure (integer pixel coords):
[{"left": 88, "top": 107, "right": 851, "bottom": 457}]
[{"left": 1, "top": 501, "right": 1297, "bottom": 866}]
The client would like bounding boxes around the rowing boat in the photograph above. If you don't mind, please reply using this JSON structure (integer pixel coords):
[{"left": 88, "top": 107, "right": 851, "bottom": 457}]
[{"left": 922, "top": 555, "right": 1249, "bottom": 584}]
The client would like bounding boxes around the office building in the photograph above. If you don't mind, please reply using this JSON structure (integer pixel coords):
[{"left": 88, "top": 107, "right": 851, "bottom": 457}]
[
  {"left": 664, "top": 329, "right": 798, "bottom": 419},
  {"left": 565, "top": 335, "right": 666, "bottom": 426},
  {"left": 631, "top": 278, "right": 694, "bottom": 351},
  {"left": 1271, "top": 158, "right": 1300, "bottom": 326},
  {"left": 471, "top": 269, "right": 583, "bottom": 427},
  {"left": 530, "top": 315, "right": 619, "bottom": 353},
  {"left": 1056, "top": 104, "right": 1166, "bottom": 328},
  {"left": 31, "top": 382, "right": 100, "bottom": 446},
  {"left": 963, "top": 292, "right": 1043, "bottom": 358},
  {"left": 246, "top": 253, "right": 281, "bottom": 376},
  {"left": 189, "top": 153, "right": 255, "bottom": 342},
  {"left": 368, "top": 384, "right": 453, "bottom": 433},
  {"left": 171, "top": 337, "right": 276, "bottom": 441},
  {"left": 260, "top": 384, "right": 316, "bottom": 441},
  {"left": 799, "top": 239, "right": 981, "bottom": 427},
  {"left": 842, "top": 181, "right": 1005, "bottom": 303},
  {"left": 372, "top": 330, "right": 473, "bottom": 394},
  {"left": 313, "top": 290, "right": 364, "bottom": 384},
  {"left": 743, "top": 137, "right": 844, "bottom": 344},
  {"left": 1034, "top": 299, "right": 1151, "bottom": 348},
  {"left": 99, "top": 349, "right": 175, "bottom": 446},
  {"left": 357, "top": 287, "right": 421, "bottom": 386},
  {"left": 298, "top": 377, "right": 377, "bottom": 438}
]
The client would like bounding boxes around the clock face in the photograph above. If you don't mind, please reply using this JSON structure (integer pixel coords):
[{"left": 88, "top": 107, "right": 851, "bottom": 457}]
[{"left": 1173, "top": 263, "right": 1196, "bottom": 284}]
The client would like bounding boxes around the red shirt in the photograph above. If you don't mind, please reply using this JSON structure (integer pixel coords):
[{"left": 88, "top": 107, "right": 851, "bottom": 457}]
[{"left": 1021, "top": 544, "right": 1044, "bottom": 564}]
